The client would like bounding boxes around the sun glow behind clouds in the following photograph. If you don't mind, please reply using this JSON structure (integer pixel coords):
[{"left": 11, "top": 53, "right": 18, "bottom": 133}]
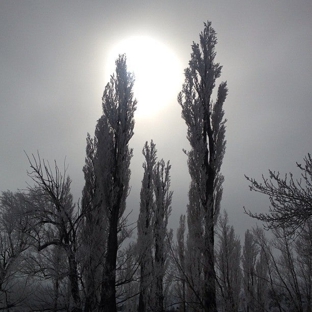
[{"left": 106, "top": 36, "right": 183, "bottom": 118}]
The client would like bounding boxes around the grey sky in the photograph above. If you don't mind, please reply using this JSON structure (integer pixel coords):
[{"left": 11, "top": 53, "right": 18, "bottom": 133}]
[{"left": 1, "top": 0, "right": 312, "bottom": 238}]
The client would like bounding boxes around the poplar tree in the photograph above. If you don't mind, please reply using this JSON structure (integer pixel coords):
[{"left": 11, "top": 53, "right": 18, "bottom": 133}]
[
  {"left": 137, "top": 141, "right": 172, "bottom": 312},
  {"left": 217, "top": 211, "right": 241, "bottom": 312},
  {"left": 153, "top": 158, "right": 172, "bottom": 312},
  {"left": 178, "top": 21, "right": 228, "bottom": 312},
  {"left": 88, "top": 54, "right": 136, "bottom": 312},
  {"left": 81, "top": 134, "right": 104, "bottom": 311},
  {"left": 242, "top": 230, "right": 258, "bottom": 312},
  {"left": 138, "top": 141, "right": 156, "bottom": 312},
  {"left": 176, "top": 215, "right": 186, "bottom": 312}
]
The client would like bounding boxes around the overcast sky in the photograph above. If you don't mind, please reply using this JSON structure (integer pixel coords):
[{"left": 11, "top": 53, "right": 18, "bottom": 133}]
[{"left": 1, "top": 0, "right": 312, "bottom": 239}]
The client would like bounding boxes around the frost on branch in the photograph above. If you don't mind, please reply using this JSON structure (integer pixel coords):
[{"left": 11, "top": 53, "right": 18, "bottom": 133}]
[{"left": 245, "top": 154, "right": 312, "bottom": 234}]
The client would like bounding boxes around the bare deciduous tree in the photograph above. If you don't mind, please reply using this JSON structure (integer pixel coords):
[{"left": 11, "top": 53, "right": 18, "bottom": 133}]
[
  {"left": 0, "top": 191, "right": 34, "bottom": 309},
  {"left": 26, "top": 153, "right": 82, "bottom": 311}
]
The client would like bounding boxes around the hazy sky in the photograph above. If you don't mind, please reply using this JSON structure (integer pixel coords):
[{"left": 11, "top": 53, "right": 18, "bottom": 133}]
[{"left": 1, "top": 0, "right": 312, "bottom": 238}]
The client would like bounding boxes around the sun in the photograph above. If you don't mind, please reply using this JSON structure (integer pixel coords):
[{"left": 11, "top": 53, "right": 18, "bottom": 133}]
[{"left": 106, "top": 36, "right": 183, "bottom": 118}]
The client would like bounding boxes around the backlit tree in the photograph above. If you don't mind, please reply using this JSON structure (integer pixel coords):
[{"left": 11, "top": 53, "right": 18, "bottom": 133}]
[
  {"left": 137, "top": 141, "right": 157, "bottom": 312},
  {"left": 96, "top": 54, "right": 136, "bottom": 312},
  {"left": 178, "top": 21, "right": 228, "bottom": 312}
]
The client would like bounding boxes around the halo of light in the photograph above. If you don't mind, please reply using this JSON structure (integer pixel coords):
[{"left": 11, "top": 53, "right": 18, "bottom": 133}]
[{"left": 106, "top": 36, "right": 183, "bottom": 118}]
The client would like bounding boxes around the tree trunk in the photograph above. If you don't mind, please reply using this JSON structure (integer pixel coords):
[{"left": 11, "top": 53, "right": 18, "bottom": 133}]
[
  {"left": 154, "top": 237, "right": 164, "bottom": 312},
  {"left": 203, "top": 219, "right": 217, "bottom": 312},
  {"left": 138, "top": 258, "right": 150, "bottom": 312},
  {"left": 68, "top": 252, "right": 82, "bottom": 312},
  {"left": 203, "top": 148, "right": 217, "bottom": 312},
  {"left": 138, "top": 292, "right": 146, "bottom": 312}
]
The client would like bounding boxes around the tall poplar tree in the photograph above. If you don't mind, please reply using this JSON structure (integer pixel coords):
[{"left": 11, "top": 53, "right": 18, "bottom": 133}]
[
  {"left": 81, "top": 134, "right": 105, "bottom": 311},
  {"left": 242, "top": 230, "right": 258, "bottom": 312},
  {"left": 137, "top": 141, "right": 156, "bottom": 312},
  {"left": 137, "top": 141, "right": 172, "bottom": 312},
  {"left": 176, "top": 214, "right": 186, "bottom": 312},
  {"left": 153, "top": 158, "right": 172, "bottom": 312},
  {"left": 178, "top": 21, "right": 228, "bottom": 312},
  {"left": 86, "top": 54, "right": 136, "bottom": 312}
]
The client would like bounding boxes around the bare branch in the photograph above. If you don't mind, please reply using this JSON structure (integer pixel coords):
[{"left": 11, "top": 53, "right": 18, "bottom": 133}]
[{"left": 245, "top": 155, "right": 312, "bottom": 234}]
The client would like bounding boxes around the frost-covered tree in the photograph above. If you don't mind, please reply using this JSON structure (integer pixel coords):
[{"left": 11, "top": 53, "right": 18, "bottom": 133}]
[
  {"left": 115, "top": 242, "right": 139, "bottom": 312},
  {"left": 295, "top": 220, "right": 312, "bottom": 311},
  {"left": 137, "top": 141, "right": 172, "bottom": 312},
  {"left": 81, "top": 133, "right": 107, "bottom": 311},
  {"left": 242, "top": 230, "right": 258, "bottom": 312},
  {"left": 175, "top": 214, "right": 187, "bottom": 312},
  {"left": 25, "top": 153, "right": 82, "bottom": 311},
  {"left": 254, "top": 248, "right": 269, "bottom": 312},
  {"left": 251, "top": 228, "right": 279, "bottom": 311},
  {"left": 168, "top": 214, "right": 199, "bottom": 312},
  {"left": 245, "top": 154, "right": 312, "bottom": 234},
  {"left": 216, "top": 211, "right": 241, "bottom": 312},
  {"left": 95, "top": 54, "right": 136, "bottom": 312},
  {"left": 137, "top": 141, "right": 156, "bottom": 312},
  {"left": 185, "top": 184, "right": 205, "bottom": 310},
  {"left": 272, "top": 228, "right": 305, "bottom": 312},
  {"left": 178, "top": 21, "right": 228, "bottom": 312},
  {"left": 0, "top": 191, "right": 34, "bottom": 309},
  {"left": 153, "top": 158, "right": 173, "bottom": 312},
  {"left": 251, "top": 225, "right": 312, "bottom": 312}
]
